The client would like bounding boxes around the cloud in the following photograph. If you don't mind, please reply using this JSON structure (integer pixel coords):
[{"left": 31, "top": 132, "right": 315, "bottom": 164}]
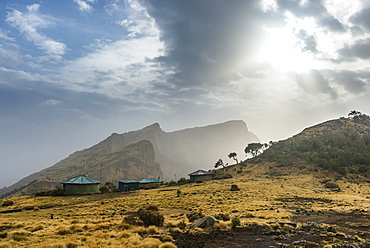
[
  {"left": 351, "top": 6, "right": 370, "bottom": 31},
  {"left": 6, "top": 4, "right": 67, "bottom": 55},
  {"left": 330, "top": 70, "right": 370, "bottom": 94},
  {"left": 338, "top": 38, "right": 370, "bottom": 60},
  {"left": 42, "top": 99, "right": 62, "bottom": 106},
  {"left": 73, "top": 0, "right": 93, "bottom": 12},
  {"left": 296, "top": 70, "right": 337, "bottom": 98}
]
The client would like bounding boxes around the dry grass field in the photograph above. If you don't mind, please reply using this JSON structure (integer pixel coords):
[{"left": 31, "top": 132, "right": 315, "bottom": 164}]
[{"left": 1, "top": 163, "right": 370, "bottom": 247}]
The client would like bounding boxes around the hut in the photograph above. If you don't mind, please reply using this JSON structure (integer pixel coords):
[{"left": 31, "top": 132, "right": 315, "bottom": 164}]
[
  {"left": 188, "top": 170, "right": 213, "bottom": 182},
  {"left": 61, "top": 175, "right": 100, "bottom": 195},
  {"left": 139, "top": 178, "right": 162, "bottom": 189},
  {"left": 118, "top": 180, "right": 140, "bottom": 192}
]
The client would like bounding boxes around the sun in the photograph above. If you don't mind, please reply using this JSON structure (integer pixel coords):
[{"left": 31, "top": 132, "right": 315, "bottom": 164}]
[{"left": 258, "top": 26, "right": 315, "bottom": 73}]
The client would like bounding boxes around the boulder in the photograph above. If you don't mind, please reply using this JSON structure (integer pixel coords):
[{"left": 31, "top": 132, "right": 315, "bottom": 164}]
[{"left": 191, "top": 216, "right": 218, "bottom": 228}]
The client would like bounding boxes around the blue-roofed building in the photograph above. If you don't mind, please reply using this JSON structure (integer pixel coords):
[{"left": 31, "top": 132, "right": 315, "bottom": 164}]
[
  {"left": 118, "top": 178, "right": 163, "bottom": 192},
  {"left": 118, "top": 180, "right": 140, "bottom": 192},
  {"left": 61, "top": 175, "right": 100, "bottom": 195}
]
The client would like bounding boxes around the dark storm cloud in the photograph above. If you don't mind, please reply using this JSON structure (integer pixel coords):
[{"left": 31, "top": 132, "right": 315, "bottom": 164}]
[
  {"left": 338, "top": 38, "right": 370, "bottom": 60},
  {"left": 144, "top": 0, "right": 275, "bottom": 89},
  {"left": 296, "top": 70, "right": 337, "bottom": 98}
]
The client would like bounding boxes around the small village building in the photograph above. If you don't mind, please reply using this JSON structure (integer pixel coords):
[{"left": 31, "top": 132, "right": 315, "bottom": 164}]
[
  {"left": 118, "top": 180, "right": 140, "bottom": 192},
  {"left": 188, "top": 170, "right": 213, "bottom": 182},
  {"left": 118, "top": 178, "right": 163, "bottom": 191},
  {"left": 139, "top": 178, "right": 162, "bottom": 189},
  {"left": 61, "top": 175, "right": 100, "bottom": 195}
]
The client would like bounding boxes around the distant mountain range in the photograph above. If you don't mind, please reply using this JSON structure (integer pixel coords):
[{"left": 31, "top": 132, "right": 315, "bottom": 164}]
[{"left": 1, "top": 120, "right": 258, "bottom": 198}]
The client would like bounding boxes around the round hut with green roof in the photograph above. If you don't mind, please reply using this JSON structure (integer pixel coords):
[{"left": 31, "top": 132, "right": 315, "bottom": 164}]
[{"left": 61, "top": 175, "right": 101, "bottom": 195}]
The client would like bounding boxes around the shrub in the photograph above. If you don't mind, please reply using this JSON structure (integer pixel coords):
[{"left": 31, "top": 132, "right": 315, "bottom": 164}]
[
  {"left": 66, "top": 243, "right": 78, "bottom": 248},
  {"left": 11, "top": 232, "right": 28, "bottom": 241},
  {"left": 159, "top": 242, "right": 177, "bottom": 248},
  {"left": 176, "top": 189, "right": 182, "bottom": 197},
  {"left": 215, "top": 213, "right": 230, "bottom": 221},
  {"left": 57, "top": 226, "right": 71, "bottom": 235},
  {"left": 187, "top": 212, "right": 204, "bottom": 222},
  {"left": 324, "top": 182, "right": 339, "bottom": 189},
  {"left": 138, "top": 207, "right": 164, "bottom": 227},
  {"left": 162, "top": 235, "right": 174, "bottom": 242},
  {"left": 0, "top": 232, "right": 7, "bottom": 239},
  {"left": 1, "top": 200, "right": 13, "bottom": 207},
  {"left": 177, "top": 220, "right": 187, "bottom": 229},
  {"left": 51, "top": 187, "right": 66, "bottom": 196},
  {"left": 177, "top": 178, "right": 189, "bottom": 185},
  {"left": 123, "top": 215, "right": 142, "bottom": 226},
  {"left": 231, "top": 217, "right": 241, "bottom": 229},
  {"left": 99, "top": 186, "right": 110, "bottom": 194}
]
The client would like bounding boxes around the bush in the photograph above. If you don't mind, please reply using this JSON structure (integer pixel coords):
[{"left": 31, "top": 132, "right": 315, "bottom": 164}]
[
  {"left": 231, "top": 217, "right": 241, "bottom": 229},
  {"left": 138, "top": 206, "right": 164, "bottom": 227},
  {"left": 123, "top": 215, "right": 142, "bottom": 226},
  {"left": 1, "top": 200, "right": 13, "bottom": 207},
  {"left": 324, "top": 182, "right": 339, "bottom": 189},
  {"left": 215, "top": 213, "right": 230, "bottom": 221},
  {"left": 50, "top": 187, "right": 66, "bottom": 196},
  {"left": 159, "top": 242, "right": 177, "bottom": 248},
  {"left": 99, "top": 186, "right": 110, "bottom": 194},
  {"left": 187, "top": 212, "right": 204, "bottom": 222},
  {"left": 177, "top": 178, "right": 190, "bottom": 185}
]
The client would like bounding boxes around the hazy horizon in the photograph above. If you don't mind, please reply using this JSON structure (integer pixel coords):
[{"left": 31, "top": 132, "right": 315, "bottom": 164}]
[{"left": 1, "top": 0, "right": 370, "bottom": 188}]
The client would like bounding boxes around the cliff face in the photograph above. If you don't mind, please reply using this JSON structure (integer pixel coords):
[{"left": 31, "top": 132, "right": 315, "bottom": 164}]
[{"left": 119, "top": 120, "right": 259, "bottom": 180}]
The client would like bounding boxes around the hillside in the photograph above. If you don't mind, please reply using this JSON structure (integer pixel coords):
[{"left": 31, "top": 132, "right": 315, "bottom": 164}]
[{"left": 257, "top": 116, "right": 370, "bottom": 177}]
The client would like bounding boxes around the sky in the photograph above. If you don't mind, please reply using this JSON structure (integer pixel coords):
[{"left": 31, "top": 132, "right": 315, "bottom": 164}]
[{"left": 1, "top": 0, "right": 370, "bottom": 188}]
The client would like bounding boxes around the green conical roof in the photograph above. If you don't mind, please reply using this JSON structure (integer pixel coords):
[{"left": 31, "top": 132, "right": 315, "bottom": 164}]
[{"left": 61, "top": 175, "right": 100, "bottom": 184}]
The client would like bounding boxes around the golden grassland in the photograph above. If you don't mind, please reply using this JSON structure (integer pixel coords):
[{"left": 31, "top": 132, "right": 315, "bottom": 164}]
[{"left": 1, "top": 163, "right": 370, "bottom": 247}]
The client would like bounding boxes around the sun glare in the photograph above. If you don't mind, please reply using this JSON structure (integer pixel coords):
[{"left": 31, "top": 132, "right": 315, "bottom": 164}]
[{"left": 258, "top": 27, "right": 314, "bottom": 73}]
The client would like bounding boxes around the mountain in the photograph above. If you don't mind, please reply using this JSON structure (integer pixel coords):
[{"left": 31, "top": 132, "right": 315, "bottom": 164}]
[
  {"left": 1, "top": 120, "right": 258, "bottom": 198},
  {"left": 257, "top": 116, "right": 370, "bottom": 177},
  {"left": 1, "top": 140, "right": 162, "bottom": 198},
  {"left": 119, "top": 120, "right": 259, "bottom": 180}
]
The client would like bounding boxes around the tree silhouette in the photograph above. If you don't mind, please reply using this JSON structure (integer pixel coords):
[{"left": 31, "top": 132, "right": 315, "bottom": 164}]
[
  {"left": 228, "top": 152, "right": 238, "bottom": 164},
  {"left": 214, "top": 159, "right": 226, "bottom": 169},
  {"left": 245, "top": 143, "right": 265, "bottom": 158}
]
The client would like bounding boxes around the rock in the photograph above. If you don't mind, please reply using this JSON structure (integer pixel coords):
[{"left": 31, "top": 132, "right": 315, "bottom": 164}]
[
  {"left": 230, "top": 185, "right": 240, "bottom": 191},
  {"left": 191, "top": 216, "right": 218, "bottom": 228}
]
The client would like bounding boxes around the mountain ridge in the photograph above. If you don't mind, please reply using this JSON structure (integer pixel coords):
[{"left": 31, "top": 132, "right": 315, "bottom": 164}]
[{"left": 1, "top": 120, "right": 258, "bottom": 198}]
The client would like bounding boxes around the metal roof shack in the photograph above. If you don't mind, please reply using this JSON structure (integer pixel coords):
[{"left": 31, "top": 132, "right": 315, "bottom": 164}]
[
  {"left": 118, "top": 180, "right": 140, "bottom": 192},
  {"left": 61, "top": 175, "right": 100, "bottom": 195},
  {"left": 139, "top": 178, "right": 163, "bottom": 189},
  {"left": 188, "top": 170, "right": 213, "bottom": 182}
]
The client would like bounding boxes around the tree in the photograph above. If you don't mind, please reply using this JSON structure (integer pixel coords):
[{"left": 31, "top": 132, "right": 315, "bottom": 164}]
[
  {"left": 228, "top": 152, "right": 238, "bottom": 164},
  {"left": 245, "top": 143, "right": 266, "bottom": 158},
  {"left": 214, "top": 159, "right": 226, "bottom": 169},
  {"left": 348, "top": 110, "right": 370, "bottom": 126}
]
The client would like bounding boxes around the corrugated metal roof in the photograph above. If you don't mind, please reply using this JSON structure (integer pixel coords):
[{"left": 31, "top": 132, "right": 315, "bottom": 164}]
[
  {"left": 119, "top": 180, "right": 140, "bottom": 184},
  {"left": 118, "top": 178, "right": 163, "bottom": 184},
  {"left": 61, "top": 175, "right": 100, "bottom": 184},
  {"left": 188, "top": 169, "right": 213, "bottom": 176}
]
